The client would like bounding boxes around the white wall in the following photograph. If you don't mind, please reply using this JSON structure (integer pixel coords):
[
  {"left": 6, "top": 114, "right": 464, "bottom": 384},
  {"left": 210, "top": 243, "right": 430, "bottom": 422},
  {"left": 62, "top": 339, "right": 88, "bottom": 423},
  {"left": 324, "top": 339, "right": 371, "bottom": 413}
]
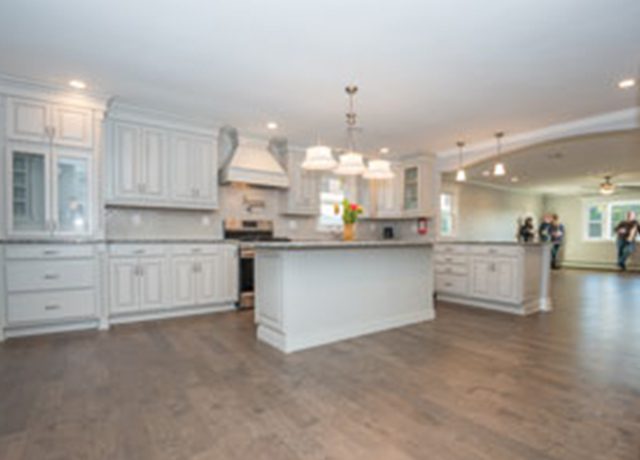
[
  {"left": 543, "top": 192, "right": 640, "bottom": 271},
  {"left": 441, "top": 180, "right": 545, "bottom": 241}
]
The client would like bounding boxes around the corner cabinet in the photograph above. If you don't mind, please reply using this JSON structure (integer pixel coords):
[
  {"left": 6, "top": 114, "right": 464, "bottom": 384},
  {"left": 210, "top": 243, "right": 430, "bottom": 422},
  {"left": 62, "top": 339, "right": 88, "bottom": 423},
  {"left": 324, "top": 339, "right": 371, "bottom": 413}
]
[
  {"left": 279, "top": 149, "right": 319, "bottom": 215},
  {"left": 105, "top": 114, "right": 218, "bottom": 210}
]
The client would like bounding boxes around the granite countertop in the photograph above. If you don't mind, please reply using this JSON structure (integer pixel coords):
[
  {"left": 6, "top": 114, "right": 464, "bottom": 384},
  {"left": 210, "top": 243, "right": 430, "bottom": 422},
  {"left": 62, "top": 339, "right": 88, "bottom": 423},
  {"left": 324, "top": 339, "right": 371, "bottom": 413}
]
[
  {"left": 0, "top": 239, "right": 105, "bottom": 245},
  {"left": 436, "top": 240, "right": 549, "bottom": 246},
  {"left": 250, "top": 240, "right": 433, "bottom": 250},
  {"left": 106, "top": 238, "right": 232, "bottom": 244}
]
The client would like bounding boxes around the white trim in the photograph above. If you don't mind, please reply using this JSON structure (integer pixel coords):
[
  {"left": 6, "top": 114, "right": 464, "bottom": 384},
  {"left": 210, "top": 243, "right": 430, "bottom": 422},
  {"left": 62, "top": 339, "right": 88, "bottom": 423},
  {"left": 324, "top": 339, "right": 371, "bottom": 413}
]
[
  {"left": 109, "top": 303, "right": 235, "bottom": 325},
  {"left": 437, "top": 107, "right": 640, "bottom": 171},
  {"left": 582, "top": 198, "right": 640, "bottom": 242},
  {"left": 437, "top": 294, "right": 550, "bottom": 316}
]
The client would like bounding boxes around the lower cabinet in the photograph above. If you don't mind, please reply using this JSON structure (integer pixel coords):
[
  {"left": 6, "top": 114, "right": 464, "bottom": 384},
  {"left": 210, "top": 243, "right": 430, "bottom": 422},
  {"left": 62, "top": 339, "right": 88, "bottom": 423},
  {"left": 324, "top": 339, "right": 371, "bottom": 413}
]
[
  {"left": 469, "top": 257, "right": 518, "bottom": 302},
  {"left": 108, "top": 243, "right": 238, "bottom": 319}
]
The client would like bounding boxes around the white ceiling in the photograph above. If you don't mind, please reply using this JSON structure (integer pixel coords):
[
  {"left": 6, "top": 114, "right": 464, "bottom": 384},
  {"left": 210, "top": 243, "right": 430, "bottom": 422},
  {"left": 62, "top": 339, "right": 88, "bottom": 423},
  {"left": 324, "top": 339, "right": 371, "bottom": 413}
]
[
  {"left": 443, "top": 130, "right": 640, "bottom": 195},
  {"left": 0, "top": 0, "right": 639, "bottom": 153}
]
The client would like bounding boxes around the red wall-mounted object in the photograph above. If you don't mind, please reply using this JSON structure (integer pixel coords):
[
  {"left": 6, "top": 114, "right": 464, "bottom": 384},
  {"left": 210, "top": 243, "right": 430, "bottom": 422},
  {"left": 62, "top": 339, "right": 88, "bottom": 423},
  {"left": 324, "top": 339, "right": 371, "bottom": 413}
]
[{"left": 417, "top": 218, "right": 428, "bottom": 235}]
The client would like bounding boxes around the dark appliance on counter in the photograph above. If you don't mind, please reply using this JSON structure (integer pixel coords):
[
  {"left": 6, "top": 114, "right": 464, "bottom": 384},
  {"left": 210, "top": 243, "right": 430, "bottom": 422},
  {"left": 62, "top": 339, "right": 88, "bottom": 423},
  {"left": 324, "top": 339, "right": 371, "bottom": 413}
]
[{"left": 223, "top": 219, "right": 290, "bottom": 309}]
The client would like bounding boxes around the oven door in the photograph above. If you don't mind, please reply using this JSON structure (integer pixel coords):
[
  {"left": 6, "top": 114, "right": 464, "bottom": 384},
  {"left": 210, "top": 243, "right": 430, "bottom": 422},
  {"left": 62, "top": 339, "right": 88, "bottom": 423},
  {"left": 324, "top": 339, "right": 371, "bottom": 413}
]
[{"left": 239, "top": 249, "right": 255, "bottom": 309}]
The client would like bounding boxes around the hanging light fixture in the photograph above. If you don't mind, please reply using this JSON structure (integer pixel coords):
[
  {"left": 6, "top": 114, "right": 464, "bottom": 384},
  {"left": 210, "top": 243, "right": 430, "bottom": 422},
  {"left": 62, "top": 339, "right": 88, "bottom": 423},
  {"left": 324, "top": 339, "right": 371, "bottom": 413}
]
[
  {"left": 600, "top": 176, "right": 615, "bottom": 195},
  {"left": 333, "top": 85, "right": 366, "bottom": 176},
  {"left": 455, "top": 141, "right": 467, "bottom": 182},
  {"left": 363, "top": 159, "right": 394, "bottom": 179},
  {"left": 302, "top": 145, "right": 337, "bottom": 170},
  {"left": 492, "top": 131, "right": 506, "bottom": 176}
]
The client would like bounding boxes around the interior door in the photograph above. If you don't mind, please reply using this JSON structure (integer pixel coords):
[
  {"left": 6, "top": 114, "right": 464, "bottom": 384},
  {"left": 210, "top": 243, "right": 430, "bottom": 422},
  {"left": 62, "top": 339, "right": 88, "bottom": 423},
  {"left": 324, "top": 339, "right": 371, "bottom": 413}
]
[
  {"left": 9, "top": 149, "right": 50, "bottom": 235},
  {"left": 110, "top": 259, "right": 140, "bottom": 313},
  {"left": 172, "top": 256, "right": 196, "bottom": 306},
  {"left": 139, "top": 257, "right": 167, "bottom": 310},
  {"left": 53, "top": 153, "right": 91, "bottom": 235}
]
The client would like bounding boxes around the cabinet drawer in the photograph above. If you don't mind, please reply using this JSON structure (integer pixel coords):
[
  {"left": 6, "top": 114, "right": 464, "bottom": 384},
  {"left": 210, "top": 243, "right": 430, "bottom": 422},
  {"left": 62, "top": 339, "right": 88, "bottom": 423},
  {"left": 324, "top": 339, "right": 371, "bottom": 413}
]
[
  {"left": 5, "top": 244, "right": 94, "bottom": 260},
  {"left": 435, "top": 264, "right": 468, "bottom": 275},
  {"left": 171, "top": 244, "right": 220, "bottom": 256},
  {"left": 435, "top": 254, "right": 467, "bottom": 265},
  {"left": 435, "top": 244, "right": 468, "bottom": 254},
  {"left": 109, "top": 244, "right": 167, "bottom": 257},
  {"left": 6, "top": 260, "right": 94, "bottom": 292},
  {"left": 7, "top": 289, "right": 96, "bottom": 324},
  {"left": 436, "top": 274, "right": 468, "bottom": 295},
  {"left": 468, "top": 245, "right": 522, "bottom": 257}
]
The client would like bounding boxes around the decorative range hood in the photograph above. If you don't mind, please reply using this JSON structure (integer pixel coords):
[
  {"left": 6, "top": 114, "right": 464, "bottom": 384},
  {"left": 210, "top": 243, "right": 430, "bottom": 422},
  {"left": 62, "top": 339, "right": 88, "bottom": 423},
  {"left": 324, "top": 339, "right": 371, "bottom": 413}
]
[{"left": 219, "top": 127, "right": 289, "bottom": 188}]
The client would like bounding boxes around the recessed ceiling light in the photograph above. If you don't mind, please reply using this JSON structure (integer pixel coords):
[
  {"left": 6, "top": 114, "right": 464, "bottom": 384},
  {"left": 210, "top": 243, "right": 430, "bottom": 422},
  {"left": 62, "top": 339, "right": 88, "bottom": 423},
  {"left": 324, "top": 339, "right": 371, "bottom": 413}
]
[
  {"left": 511, "top": 176, "right": 519, "bottom": 183},
  {"left": 266, "top": 122, "right": 278, "bottom": 130},
  {"left": 68, "top": 79, "right": 87, "bottom": 90},
  {"left": 618, "top": 78, "right": 636, "bottom": 89},
  {"left": 379, "top": 147, "right": 390, "bottom": 154}
]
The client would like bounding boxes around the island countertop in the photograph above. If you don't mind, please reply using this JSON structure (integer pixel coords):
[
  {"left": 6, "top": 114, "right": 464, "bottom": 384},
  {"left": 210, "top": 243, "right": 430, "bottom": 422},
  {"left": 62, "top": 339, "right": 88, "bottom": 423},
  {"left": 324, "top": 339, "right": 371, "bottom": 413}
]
[
  {"left": 249, "top": 240, "right": 433, "bottom": 250},
  {"left": 436, "top": 240, "right": 549, "bottom": 246}
]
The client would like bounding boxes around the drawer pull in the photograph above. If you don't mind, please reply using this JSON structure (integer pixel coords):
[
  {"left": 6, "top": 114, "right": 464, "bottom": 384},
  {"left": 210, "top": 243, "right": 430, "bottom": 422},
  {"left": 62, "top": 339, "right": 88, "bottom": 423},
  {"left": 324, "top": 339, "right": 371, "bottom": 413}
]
[
  {"left": 44, "top": 304, "right": 61, "bottom": 311},
  {"left": 43, "top": 250, "right": 59, "bottom": 255},
  {"left": 43, "top": 273, "right": 60, "bottom": 280},
  {"left": 134, "top": 249, "right": 146, "bottom": 254}
]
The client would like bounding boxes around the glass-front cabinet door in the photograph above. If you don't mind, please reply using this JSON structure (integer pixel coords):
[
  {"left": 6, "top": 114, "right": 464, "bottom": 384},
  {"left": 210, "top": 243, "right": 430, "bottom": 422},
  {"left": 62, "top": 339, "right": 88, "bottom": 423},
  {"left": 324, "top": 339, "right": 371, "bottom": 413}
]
[
  {"left": 403, "top": 166, "right": 419, "bottom": 211},
  {"left": 10, "top": 150, "right": 49, "bottom": 234},
  {"left": 55, "top": 155, "right": 90, "bottom": 235}
]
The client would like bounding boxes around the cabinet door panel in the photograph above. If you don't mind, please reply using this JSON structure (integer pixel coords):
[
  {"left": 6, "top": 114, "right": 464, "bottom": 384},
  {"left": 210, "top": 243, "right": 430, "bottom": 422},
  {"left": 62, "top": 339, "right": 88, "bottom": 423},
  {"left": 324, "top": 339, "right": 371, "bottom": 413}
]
[
  {"left": 52, "top": 106, "right": 93, "bottom": 148},
  {"left": 10, "top": 150, "right": 49, "bottom": 234},
  {"left": 495, "top": 258, "right": 518, "bottom": 302},
  {"left": 193, "top": 138, "right": 215, "bottom": 202},
  {"left": 55, "top": 155, "right": 90, "bottom": 234},
  {"left": 197, "top": 255, "right": 219, "bottom": 304},
  {"left": 7, "top": 98, "right": 49, "bottom": 141},
  {"left": 141, "top": 129, "right": 166, "bottom": 198},
  {"left": 470, "top": 258, "right": 493, "bottom": 299},
  {"left": 171, "top": 136, "right": 194, "bottom": 200},
  {"left": 172, "top": 256, "right": 196, "bottom": 306},
  {"left": 110, "top": 260, "right": 139, "bottom": 313},
  {"left": 113, "top": 123, "right": 140, "bottom": 197},
  {"left": 139, "top": 257, "right": 168, "bottom": 310}
]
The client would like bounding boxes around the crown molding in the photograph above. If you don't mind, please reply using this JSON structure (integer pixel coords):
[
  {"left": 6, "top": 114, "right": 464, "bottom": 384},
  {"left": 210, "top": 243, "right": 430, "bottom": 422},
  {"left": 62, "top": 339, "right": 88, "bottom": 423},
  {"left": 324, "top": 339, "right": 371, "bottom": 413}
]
[{"left": 437, "top": 107, "right": 640, "bottom": 172}]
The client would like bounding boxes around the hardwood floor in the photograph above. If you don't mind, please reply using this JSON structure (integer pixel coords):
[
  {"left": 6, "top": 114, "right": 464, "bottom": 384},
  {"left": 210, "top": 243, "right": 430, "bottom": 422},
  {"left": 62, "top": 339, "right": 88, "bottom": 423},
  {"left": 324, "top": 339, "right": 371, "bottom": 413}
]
[{"left": 1, "top": 270, "right": 639, "bottom": 460}]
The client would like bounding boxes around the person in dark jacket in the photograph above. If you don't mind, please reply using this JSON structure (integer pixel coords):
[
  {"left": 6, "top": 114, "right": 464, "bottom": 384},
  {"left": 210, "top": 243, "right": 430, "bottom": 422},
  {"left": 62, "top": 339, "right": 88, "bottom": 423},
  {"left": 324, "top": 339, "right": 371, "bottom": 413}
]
[
  {"left": 538, "top": 214, "right": 552, "bottom": 243},
  {"left": 550, "top": 214, "right": 565, "bottom": 269},
  {"left": 614, "top": 211, "right": 639, "bottom": 271},
  {"left": 519, "top": 217, "right": 535, "bottom": 243}
]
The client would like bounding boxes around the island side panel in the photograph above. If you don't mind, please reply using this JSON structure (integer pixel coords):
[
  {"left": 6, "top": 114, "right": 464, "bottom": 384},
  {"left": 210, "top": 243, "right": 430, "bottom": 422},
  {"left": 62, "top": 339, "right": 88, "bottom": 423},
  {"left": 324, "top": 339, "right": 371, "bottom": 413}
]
[
  {"left": 258, "top": 245, "right": 434, "bottom": 353},
  {"left": 255, "top": 252, "right": 287, "bottom": 350}
]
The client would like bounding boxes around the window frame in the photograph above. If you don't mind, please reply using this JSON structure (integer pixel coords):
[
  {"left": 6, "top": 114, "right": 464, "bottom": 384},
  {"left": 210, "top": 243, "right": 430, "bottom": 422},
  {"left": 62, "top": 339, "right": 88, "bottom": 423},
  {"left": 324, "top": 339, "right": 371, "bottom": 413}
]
[
  {"left": 316, "top": 177, "right": 345, "bottom": 232},
  {"left": 439, "top": 191, "right": 457, "bottom": 238},
  {"left": 583, "top": 198, "right": 640, "bottom": 242}
]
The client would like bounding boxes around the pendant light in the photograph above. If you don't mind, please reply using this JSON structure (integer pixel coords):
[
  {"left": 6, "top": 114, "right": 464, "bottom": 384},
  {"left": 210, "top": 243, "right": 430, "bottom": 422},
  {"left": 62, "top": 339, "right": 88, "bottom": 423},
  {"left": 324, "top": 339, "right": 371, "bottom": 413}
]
[
  {"left": 334, "top": 85, "right": 366, "bottom": 175},
  {"left": 492, "top": 132, "right": 506, "bottom": 176},
  {"left": 302, "top": 145, "right": 337, "bottom": 170},
  {"left": 363, "top": 159, "right": 394, "bottom": 179},
  {"left": 455, "top": 141, "right": 467, "bottom": 182}
]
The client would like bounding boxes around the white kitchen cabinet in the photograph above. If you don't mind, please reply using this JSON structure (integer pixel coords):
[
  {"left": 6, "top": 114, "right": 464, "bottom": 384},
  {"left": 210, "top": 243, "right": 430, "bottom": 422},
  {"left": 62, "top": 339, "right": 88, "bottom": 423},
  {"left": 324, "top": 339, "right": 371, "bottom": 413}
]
[
  {"left": 171, "top": 249, "right": 228, "bottom": 306},
  {"left": 170, "top": 134, "right": 217, "bottom": 207},
  {"left": 7, "top": 145, "right": 93, "bottom": 237},
  {"left": 108, "top": 250, "right": 169, "bottom": 314},
  {"left": 280, "top": 149, "right": 319, "bottom": 215},
  {"left": 401, "top": 155, "right": 437, "bottom": 218},
  {"left": 196, "top": 255, "right": 219, "bottom": 304},
  {"left": 110, "top": 122, "right": 167, "bottom": 202},
  {"left": 7, "top": 97, "right": 93, "bottom": 148},
  {"left": 172, "top": 255, "right": 198, "bottom": 306},
  {"left": 359, "top": 163, "right": 403, "bottom": 219},
  {"left": 435, "top": 243, "right": 551, "bottom": 315}
]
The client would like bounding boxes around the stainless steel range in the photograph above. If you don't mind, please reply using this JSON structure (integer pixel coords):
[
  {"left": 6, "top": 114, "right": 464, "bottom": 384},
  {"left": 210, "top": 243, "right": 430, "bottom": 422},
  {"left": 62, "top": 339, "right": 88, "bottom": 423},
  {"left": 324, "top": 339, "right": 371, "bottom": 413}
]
[{"left": 223, "top": 219, "right": 290, "bottom": 309}]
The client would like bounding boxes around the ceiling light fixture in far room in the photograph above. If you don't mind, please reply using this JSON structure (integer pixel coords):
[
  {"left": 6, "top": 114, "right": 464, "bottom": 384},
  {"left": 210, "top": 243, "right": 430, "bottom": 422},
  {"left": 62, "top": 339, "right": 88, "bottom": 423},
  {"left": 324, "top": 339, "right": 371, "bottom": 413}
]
[
  {"left": 492, "top": 131, "right": 506, "bottom": 176},
  {"left": 379, "top": 147, "right": 390, "bottom": 154},
  {"left": 68, "top": 79, "right": 86, "bottom": 89},
  {"left": 455, "top": 141, "right": 467, "bottom": 182},
  {"left": 618, "top": 78, "right": 636, "bottom": 89},
  {"left": 266, "top": 122, "right": 278, "bottom": 130},
  {"left": 333, "top": 85, "right": 366, "bottom": 176},
  {"left": 600, "top": 176, "right": 616, "bottom": 195},
  {"left": 301, "top": 144, "right": 337, "bottom": 170}
]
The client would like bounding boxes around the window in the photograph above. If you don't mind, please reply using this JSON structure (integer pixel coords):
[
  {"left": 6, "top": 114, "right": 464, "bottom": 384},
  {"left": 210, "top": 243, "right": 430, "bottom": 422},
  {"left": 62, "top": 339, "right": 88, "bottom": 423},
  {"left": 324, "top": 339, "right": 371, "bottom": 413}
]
[
  {"left": 584, "top": 200, "right": 640, "bottom": 240},
  {"left": 440, "top": 192, "right": 455, "bottom": 237},
  {"left": 318, "top": 177, "right": 345, "bottom": 230}
]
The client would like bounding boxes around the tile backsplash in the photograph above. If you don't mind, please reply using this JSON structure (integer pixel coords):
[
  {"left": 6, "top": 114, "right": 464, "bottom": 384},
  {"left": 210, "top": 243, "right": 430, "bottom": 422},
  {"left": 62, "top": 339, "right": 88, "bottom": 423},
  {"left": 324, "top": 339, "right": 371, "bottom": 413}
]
[{"left": 106, "top": 184, "right": 432, "bottom": 241}]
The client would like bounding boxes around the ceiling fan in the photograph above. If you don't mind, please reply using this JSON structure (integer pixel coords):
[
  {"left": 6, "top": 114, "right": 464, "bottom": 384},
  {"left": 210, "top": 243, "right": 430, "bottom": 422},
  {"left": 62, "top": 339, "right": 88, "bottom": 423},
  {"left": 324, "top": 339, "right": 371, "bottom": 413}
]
[{"left": 596, "top": 175, "right": 640, "bottom": 195}]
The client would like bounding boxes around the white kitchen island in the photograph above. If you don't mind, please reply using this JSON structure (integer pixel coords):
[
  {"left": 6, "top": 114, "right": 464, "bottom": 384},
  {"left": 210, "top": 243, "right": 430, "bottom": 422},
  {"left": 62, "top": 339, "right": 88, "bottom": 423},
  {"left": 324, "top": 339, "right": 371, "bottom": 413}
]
[{"left": 252, "top": 240, "right": 434, "bottom": 353}]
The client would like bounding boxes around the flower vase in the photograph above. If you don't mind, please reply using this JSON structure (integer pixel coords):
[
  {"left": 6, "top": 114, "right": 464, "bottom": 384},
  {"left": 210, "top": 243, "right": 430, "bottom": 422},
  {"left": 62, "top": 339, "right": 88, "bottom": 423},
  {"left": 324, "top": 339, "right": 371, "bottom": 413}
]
[{"left": 343, "top": 223, "right": 355, "bottom": 241}]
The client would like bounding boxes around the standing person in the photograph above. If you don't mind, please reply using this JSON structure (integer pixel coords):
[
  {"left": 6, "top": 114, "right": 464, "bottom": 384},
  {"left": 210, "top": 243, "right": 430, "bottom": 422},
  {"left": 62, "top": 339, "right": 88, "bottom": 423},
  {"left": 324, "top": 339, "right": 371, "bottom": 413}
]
[
  {"left": 550, "top": 214, "right": 565, "bottom": 269},
  {"left": 519, "top": 217, "right": 535, "bottom": 243},
  {"left": 614, "top": 211, "right": 639, "bottom": 271},
  {"left": 539, "top": 214, "right": 552, "bottom": 243}
]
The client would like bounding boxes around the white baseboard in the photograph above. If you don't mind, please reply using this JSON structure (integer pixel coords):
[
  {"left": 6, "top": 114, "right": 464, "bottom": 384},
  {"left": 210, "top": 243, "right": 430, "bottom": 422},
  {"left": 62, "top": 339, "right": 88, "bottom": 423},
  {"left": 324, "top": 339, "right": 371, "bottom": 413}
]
[
  {"left": 561, "top": 260, "right": 639, "bottom": 272},
  {"left": 5, "top": 318, "right": 100, "bottom": 339},
  {"left": 109, "top": 303, "right": 235, "bottom": 325},
  {"left": 437, "top": 294, "right": 549, "bottom": 316},
  {"left": 258, "top": 310, "right": 435, "bottom": 354}
]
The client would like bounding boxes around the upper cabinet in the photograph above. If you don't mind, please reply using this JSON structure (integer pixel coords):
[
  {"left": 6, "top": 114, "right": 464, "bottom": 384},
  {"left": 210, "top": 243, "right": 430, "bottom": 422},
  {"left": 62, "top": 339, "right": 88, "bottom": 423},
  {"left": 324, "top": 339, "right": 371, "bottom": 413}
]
[
  {"left": 105, "top": 109, "right": 218, "bottom": 210},
  {"left": 279, "top": 148, "right": 319, "bottom": 216},
  {"left": 7, "top": 97, "right": 94, "bottom": 148}
]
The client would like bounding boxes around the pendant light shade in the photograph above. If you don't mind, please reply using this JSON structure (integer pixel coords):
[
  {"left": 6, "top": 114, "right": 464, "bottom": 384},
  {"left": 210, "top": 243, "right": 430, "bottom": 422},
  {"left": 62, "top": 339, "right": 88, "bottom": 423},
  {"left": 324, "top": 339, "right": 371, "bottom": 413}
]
[
  {"left": 492, "top": 132, "right": 506, "bottom": 176},
  {"left": 455, "top": 141, "right": 467, "bottom": 182},
  {"left": 363, "top": 159, "right": 394, "bottom": 180},
  {"left": 334, "top": 152, "right": 366, "bottom": 175},
  {"left": 600, "top": 176, "right": 615, "bottom": 195},
  {"left": 302, "top": 145, "right": 337, "bottom": 170}
]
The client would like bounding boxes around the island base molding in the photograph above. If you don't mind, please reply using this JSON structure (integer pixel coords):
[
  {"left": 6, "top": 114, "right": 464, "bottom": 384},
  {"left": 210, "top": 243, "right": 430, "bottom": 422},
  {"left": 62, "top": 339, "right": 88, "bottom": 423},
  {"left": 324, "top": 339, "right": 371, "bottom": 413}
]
[
  {"left": 258, "top": 310, "right": 434, "bottom": 354},
  {"left": 437, "top": 294, "right": 553, "bottom": 316},
  {"left": 108, "top": 302, "right": 236, "bottom": 326}
]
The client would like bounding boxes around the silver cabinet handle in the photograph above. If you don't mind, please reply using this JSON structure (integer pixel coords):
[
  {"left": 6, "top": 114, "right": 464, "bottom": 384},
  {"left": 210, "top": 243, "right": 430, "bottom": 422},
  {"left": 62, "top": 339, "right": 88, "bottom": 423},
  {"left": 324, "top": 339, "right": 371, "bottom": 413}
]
[
  {"left": 45, "top": 304, "right": 61, "bottom": 311},
  {"left": 191, "top": 248, "right": 202, "bottom": 254},
  {"left": 134, "top": 249, "right": 146, "bottom": 254},
  {"left": 43, "top": 249, "right": 59, "bottom": 255},
  {"left": 43, "top": 273, "right": 60, "bottom": 280}
]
